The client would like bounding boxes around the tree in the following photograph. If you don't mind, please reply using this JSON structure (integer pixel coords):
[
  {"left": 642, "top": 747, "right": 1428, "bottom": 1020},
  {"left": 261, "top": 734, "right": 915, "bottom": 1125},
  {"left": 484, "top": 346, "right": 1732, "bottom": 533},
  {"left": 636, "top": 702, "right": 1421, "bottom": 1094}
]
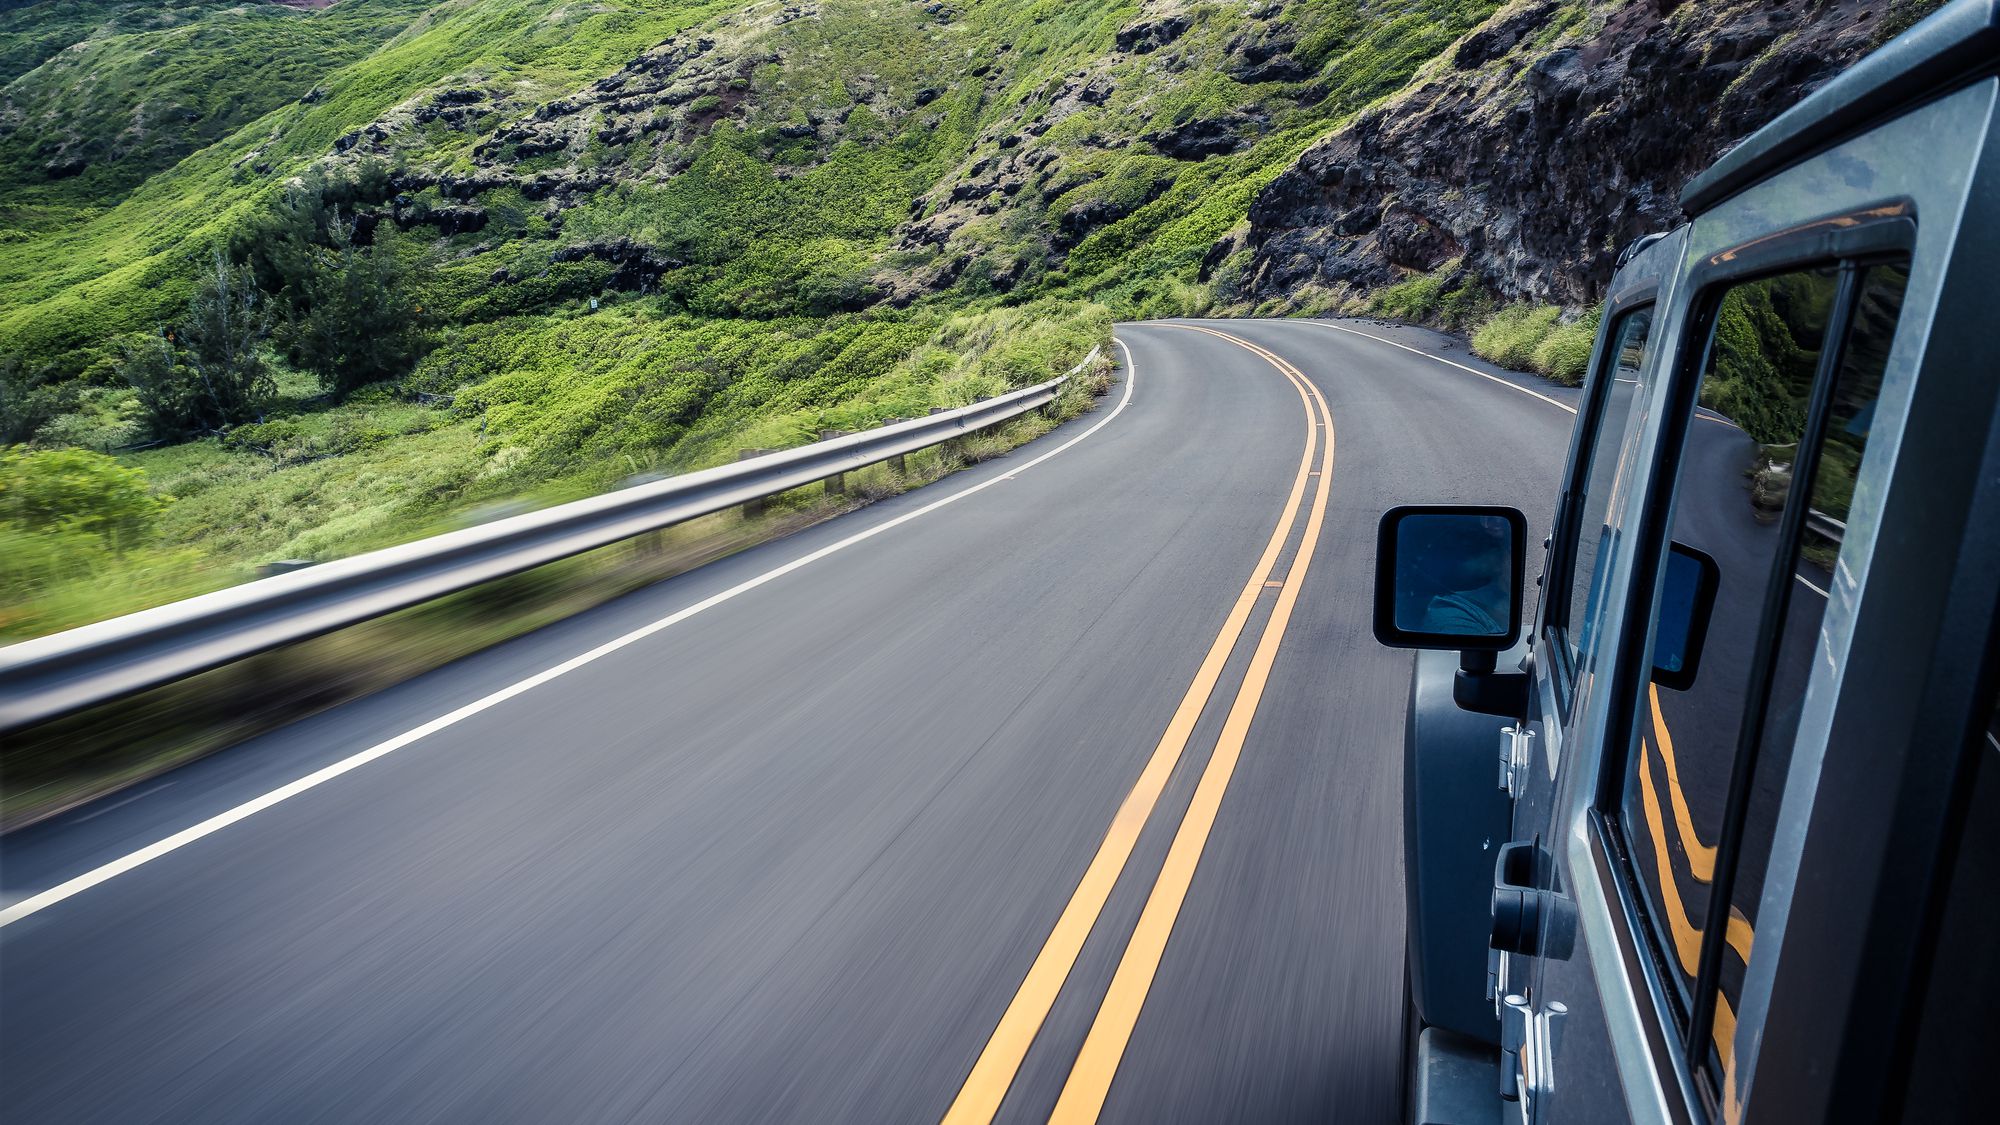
[
  {"left": 229, "top": 159, "right": 397, "bottom": 309},
  {"left": 286, "top": 224, "right": 425, "bottom": 397},
  {"left": 118, "top": 329, "right": 197, "bottom": 441},
  {"left": 176, "top": 251, "right": 274, "bottom": 429},
  {"left": 116, "top": 253, "right": 273, "bottom": 438},
  {"left": 0, "top": 352, "right": 70, "bottom": 445},
  {"left": 230, "top": 177, "right": 335, "bottom": 306}
]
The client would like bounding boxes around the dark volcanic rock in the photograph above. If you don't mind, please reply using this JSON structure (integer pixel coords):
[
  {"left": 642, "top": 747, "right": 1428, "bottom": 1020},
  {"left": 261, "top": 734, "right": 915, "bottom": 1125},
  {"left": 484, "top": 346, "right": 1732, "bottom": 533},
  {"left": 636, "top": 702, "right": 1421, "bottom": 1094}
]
[
  {"left": 409, "top": 205, "right": 488, "bottom": 235},
  {"left": 1229, "top": 52, "right": 1309, "bottom": 84},
  {"left": 1240, "top": 0, "right": 1919, "bottom": 308},
  {"left": 435, "top": 171, "right": 510, "bottom": 200},
  {"left": 1145, "top": 115, "right": 1253, "bottom": 160},
  {"left": 1223, "top": 28, "right": 1309, "bottom": 83}
]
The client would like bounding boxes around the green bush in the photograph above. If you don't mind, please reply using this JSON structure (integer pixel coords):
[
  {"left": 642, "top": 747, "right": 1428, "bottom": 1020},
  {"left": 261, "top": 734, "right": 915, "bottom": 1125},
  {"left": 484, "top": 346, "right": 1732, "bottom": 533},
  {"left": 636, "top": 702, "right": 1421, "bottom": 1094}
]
[
  {"left": 1468, "top": 303, "right": 1603, "bottom": 385},
  {"left": 0, "top": 444, "right": 166, "bottom": 551},
  {"left": 0, "top": 351, "right": 71, "bottom": 444}
]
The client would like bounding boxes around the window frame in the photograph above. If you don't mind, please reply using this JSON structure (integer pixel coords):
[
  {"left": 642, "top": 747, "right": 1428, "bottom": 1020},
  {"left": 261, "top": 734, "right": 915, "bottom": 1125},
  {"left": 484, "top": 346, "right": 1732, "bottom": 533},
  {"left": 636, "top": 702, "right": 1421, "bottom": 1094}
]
[
  {"left": 1580, "top": 203, "right": 1919, "bottom": 1121},
  {"left": 1543, "top": 290, "right": 1659, "bottom": 715},
  {"left": 1887, "top": 615, "right": 2000, "bottom": 1118}
]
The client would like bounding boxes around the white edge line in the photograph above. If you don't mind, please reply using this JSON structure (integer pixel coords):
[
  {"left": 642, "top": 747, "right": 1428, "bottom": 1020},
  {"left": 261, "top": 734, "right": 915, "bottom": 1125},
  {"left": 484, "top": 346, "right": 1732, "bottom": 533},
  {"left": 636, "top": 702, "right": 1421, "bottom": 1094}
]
[
  {"left": 1794, "top": 572, "right": 1830, "bottom": 599},
  {"left": 0, "top": 345, "right": 1139, "bottom": 930},
  {"left": 1301, "top": 320, "right": 1578, "bottom": 415},
  {"left": 1302, "top": 319, "right": 1753, "bottom": 431}
]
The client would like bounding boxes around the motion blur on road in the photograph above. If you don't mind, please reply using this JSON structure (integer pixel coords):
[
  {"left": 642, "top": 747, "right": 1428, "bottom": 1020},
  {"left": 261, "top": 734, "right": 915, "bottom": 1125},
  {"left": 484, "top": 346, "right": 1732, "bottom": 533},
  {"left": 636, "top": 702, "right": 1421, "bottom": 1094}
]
[{"left": 1, "top": 321, "right": 1571, "bottom": 1122}]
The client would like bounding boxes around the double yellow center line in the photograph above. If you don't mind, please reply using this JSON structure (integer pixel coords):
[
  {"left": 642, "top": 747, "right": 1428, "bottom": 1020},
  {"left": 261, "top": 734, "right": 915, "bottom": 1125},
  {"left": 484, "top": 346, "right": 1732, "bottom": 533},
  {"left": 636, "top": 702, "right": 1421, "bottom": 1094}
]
[{"left": 944, "top": 325, "right": 1336, "bottom": 1124}]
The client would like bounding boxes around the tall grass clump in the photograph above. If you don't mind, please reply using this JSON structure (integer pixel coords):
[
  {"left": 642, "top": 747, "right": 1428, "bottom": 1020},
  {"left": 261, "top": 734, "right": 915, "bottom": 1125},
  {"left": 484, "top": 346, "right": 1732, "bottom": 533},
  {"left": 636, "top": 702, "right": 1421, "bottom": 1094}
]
[
  {"left": 1530, "top": 308, "right": 1601, "bottom": 385},
  {"left": 1469, "top": 303, "right": 1601, "bottom": 386},
  {"left": 1364, "top": 260, "right": 1494, "bottom": 331},
  {"left": 1471, "top": 305, "right": 1564, "bottom": 369}
]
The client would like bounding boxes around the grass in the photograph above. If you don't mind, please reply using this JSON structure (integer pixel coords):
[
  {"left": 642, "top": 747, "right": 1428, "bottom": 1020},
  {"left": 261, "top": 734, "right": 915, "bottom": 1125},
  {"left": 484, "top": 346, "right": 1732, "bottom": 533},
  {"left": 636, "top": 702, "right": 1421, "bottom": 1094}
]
[
  {"left": 1, "top": 296, "right": 1111, "bottom": 640},
  {"left": 1362, "top": 259, "right": 1495, "bottom": 332},
  {"left": 1465, "top": 304, "right": 1598, "bottom": 385}
]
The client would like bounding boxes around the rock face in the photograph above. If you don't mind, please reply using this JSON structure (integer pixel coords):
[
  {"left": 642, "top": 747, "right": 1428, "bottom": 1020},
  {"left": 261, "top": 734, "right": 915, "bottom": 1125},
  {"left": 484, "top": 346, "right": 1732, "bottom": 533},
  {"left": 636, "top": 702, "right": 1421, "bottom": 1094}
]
[{"left": 1238, "top": 0, "right": 1934, "bottom": 308}]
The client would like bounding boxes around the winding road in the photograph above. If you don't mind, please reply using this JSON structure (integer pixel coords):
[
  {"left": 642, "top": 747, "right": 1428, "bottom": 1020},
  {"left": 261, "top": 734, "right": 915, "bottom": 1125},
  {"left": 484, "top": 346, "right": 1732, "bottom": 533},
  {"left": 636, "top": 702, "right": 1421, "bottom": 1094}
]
[{"left": 0, "top": 319, "right": 1574, "bottom": 1124}]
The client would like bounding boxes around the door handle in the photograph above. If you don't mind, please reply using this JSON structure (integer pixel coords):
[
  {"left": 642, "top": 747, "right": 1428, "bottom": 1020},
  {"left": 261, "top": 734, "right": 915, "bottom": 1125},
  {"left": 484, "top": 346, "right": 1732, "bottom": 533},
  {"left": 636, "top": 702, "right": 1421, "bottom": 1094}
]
[{"left": 1491, "top": 840, "right": 1541, "bottom": 955}]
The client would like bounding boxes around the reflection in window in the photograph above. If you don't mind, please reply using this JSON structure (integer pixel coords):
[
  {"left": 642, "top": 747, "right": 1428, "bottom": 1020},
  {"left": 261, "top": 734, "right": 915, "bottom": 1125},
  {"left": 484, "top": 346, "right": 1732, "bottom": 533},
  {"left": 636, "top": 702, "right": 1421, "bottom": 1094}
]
[
  {"left": 1616, "top": 261, "right": 1907, "bottom": 1110},
  {"left": 1561, "top": 308, "right": 1653, "bottom": 673},
  {"left": 1620, "top": 268, "right": 1837, "bottom": 1028}
]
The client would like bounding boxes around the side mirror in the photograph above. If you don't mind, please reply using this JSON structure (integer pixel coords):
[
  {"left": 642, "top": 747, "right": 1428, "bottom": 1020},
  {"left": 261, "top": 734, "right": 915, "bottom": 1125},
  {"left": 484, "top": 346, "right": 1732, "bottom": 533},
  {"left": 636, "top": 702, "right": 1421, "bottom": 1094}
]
[
  {"left": 1651, "top": 542, "right": 1719, "bottom": 690},
  {"left": 1373, "top": 505, "right": 1528, "bottom": 652}
]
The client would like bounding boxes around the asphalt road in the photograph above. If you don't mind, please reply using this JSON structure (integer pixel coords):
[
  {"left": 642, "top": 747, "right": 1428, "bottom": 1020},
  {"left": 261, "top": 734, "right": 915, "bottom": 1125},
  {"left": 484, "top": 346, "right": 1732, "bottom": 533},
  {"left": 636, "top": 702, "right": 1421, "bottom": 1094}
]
[{"left": 0, "top": 319, "right": 1572, "bottom": 1124}]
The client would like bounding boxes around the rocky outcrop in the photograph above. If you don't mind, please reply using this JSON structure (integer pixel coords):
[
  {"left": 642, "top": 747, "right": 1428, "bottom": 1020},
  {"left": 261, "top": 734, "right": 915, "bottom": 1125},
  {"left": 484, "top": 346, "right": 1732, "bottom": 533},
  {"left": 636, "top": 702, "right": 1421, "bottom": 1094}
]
[
  {"left": 1116, "top": 15, "right": 1192, "bottom": 54},
  {"left": 1239, "top": 0, "right": 1933, "bottom": 307}
]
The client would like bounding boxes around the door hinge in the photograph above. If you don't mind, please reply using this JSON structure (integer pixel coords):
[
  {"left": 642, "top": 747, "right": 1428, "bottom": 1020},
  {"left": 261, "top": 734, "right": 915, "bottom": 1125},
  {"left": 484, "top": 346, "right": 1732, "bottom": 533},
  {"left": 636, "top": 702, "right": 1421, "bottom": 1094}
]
[
  {"left": 1498, "top": 724, "right": 1535, "bottom": 798},
  {"left": 1501, "top": 993, "right": 1568, "bottom": 1121}
]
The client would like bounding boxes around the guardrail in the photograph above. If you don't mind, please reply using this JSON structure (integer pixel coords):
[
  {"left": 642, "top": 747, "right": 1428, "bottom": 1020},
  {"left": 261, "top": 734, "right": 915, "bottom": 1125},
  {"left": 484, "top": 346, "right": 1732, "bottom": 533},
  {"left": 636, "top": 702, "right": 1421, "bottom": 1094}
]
[
  {"left": 0, "top": 346, "right": 1102, "bottom": 736},
  {"left": 1806, "top": 508, "right": 1846, "bottom": 545}
]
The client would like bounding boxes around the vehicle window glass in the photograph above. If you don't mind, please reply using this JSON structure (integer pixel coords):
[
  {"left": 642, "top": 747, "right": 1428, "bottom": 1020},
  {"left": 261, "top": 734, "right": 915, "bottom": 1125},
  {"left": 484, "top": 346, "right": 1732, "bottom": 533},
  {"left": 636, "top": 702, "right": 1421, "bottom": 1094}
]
[
  {"left": 1559, "top": 307, "right": 1654, "bottom": 673},
  {"left": 1617, "top": 262, "right": 1905, "bottom": 1102},
  {"left": 1717, "top": 263, "right": 1905, "bottom": 1079},
  {"left": 1898, "top": 695, "right": 2000, "bottom": 1122}
]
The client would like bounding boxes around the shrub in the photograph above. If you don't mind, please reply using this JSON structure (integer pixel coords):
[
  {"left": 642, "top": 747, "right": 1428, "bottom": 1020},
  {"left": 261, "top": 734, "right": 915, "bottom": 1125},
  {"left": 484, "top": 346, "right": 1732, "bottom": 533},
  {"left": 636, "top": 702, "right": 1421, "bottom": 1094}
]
[
  {"left": 1366, "top": 261, "right": 1494, "bottom": 331},
  {"left": 0, "top": 445, "right": 166, "bottom": 552},
  {"left": 0, "top": 352, "right": 71, "bottom": 445},
  {"left": 33, "top": 387, "right": 146, "bottom": 452},
  {"left": 119, "top": 330, "right": 200, "bottom": 441}
]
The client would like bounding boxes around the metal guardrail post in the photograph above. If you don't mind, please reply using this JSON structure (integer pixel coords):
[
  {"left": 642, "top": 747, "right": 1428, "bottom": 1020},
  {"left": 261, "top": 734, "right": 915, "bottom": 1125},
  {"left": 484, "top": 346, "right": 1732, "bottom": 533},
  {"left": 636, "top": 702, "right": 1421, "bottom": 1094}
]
[
  {"left": 819, "top": 430, "right": 853, "bottom": 495},
  {"left": 883, "top": 419, "right": 907, "bottom": 473},
  {"left": 738, "top": 449, "right": 773, "bottom": 517},
  {"left": 0, "top": 345, "right": 1102, "bottom": 734}
]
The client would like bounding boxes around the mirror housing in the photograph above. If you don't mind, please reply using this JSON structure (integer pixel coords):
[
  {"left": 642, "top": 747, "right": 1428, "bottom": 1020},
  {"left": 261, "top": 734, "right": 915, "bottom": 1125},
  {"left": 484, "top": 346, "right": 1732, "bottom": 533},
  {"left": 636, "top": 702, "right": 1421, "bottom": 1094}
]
[
  {"left": 1374, "top": 505, "right": 1528, "bottom": 652},
  {"left": 1651, "top": 541, "right": 1720, "bottom": 690}
]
